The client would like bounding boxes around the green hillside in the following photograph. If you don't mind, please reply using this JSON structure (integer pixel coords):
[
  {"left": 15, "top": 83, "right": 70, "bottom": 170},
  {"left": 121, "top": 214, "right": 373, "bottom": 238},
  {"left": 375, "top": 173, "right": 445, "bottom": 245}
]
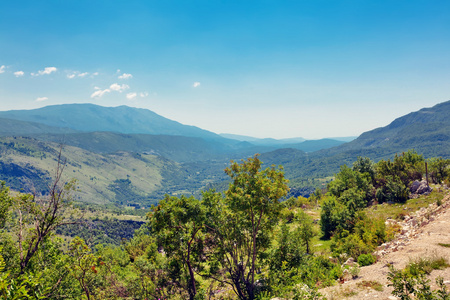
[
  {"left": 34, "top": 131, "right": 238, "bottom": 162},
  {"left": 0, "top": 117, "right": 78, "bottom": 136},
  {"left": 337, "top": 100, "right": 450, "bottom": 157},
  {"left": 260, "top": 100, "right": 450, "bottom": 188},
  {"left": 0, "top": 136, "right": 222, "bottom": 206}
]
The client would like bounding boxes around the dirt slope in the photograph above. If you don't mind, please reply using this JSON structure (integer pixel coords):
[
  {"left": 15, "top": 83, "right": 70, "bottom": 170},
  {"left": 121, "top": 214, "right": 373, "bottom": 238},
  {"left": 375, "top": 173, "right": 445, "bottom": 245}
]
[{"left": 321, "top": 192, "right": 450, "bottom": 300}]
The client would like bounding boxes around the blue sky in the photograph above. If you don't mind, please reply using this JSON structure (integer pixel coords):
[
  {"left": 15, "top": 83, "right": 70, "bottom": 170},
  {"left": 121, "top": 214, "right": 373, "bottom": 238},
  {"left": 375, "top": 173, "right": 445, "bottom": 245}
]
[{"left": 0, "top": 0, "right": 449, "bottom": 139}]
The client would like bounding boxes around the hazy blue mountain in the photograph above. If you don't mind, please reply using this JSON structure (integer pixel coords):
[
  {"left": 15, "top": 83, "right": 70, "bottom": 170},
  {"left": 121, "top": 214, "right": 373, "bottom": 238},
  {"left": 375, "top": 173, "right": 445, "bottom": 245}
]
[
  {"left": 0, "top": 104, "right": 346, "bottom": 162},
  {"left": 328, "top": 136, "right": 357, "bottom": 142},
  {"left": 0, "top": 103, "right": 224, "bottom": 141},
  {"left": 219, "top": 133, "right": 347, "bottom": 152},
  {"left": 220, "top": 133, "right": 306, "bottom": 144},
  {"left": 283, "top": 139, "right": 346, "bottom": 153}
]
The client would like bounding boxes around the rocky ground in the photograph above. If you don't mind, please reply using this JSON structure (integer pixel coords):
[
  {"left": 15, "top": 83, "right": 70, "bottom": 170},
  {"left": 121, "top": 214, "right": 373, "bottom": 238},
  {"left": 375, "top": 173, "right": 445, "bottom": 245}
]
[{"left": 320, "top": 191, "right": 450, "bottom": 300}]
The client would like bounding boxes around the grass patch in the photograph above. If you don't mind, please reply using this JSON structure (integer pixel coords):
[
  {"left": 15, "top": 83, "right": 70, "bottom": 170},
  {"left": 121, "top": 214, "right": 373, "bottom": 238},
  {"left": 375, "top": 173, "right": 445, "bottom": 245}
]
[
  {"left": 340, "top": 287, "right": 358, "bottom": 297},
  {"left": 438, "top": 243, "right": 450, "bottom": 248},
  {"left": 406, "top": 253, "right": 449, "bottom": 276},
  {"left": 365, "top": 189, "right": 446, "bottom": 221},
  {"left": 356, "top": 280, "right": 384, "bottom": 292}
]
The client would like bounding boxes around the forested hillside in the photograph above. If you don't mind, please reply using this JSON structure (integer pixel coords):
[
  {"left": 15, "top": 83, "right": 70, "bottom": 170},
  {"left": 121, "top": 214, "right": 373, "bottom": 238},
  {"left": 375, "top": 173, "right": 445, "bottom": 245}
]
[{"left": 261, "top": 100, "right": 450, "bottom": 187}]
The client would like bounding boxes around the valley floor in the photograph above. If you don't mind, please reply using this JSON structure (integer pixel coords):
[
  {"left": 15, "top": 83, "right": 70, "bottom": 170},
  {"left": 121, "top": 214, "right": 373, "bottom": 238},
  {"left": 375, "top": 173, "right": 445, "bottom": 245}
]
[{"left": 321, "top": 191, "right": 450, "bottom": 299}]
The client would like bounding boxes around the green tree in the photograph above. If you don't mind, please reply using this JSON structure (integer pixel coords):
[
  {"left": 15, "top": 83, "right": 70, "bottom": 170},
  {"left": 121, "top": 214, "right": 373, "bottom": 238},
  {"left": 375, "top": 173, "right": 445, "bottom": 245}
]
[
  {"left": 428, "top": 157, "right": 450, "bottom": 184},
  {"left": 320, "top": 195, "right": 351, "bottom": 239},
  {"left": 0, "top": 182, "right": 12, "bottom": 229},
  {"left": 148, "top": 194, "right": 205, "bottom": 300},
  {"left": 68, "top": 237, "right": 104, "bottom": 300},
  {"left": 3, "top": 148, "right": 79, "bottom": 275},
  {"left": 204, "top": 155, "right": 289, "bottom": 300},
  {"left": 353, "top": 156, "right": 375, "bottom": 182},
  {"left": 328, "top": 165, "right": 373, "bottom": 211},
  {"left": 296, "top": 211, "right": 316, "bottom": 255}
]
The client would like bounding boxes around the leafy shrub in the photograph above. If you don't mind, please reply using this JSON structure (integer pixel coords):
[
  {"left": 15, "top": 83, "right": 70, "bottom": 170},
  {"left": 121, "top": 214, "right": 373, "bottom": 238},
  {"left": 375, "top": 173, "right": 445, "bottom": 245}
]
[
  {"left": 376, "top": 175, "right": 409, "bottom": 203},
  {"left": 331, "top": 213, "right": 387, "bottom": 259},
  {"left": 357, "top": 254, "right": 376, "bottom": 266},
  {"left": 388, "top": 267, "right": 450, "bottom": 299},
  {"left": 320, "top": 196, "right": 351, "bottom": 239}
]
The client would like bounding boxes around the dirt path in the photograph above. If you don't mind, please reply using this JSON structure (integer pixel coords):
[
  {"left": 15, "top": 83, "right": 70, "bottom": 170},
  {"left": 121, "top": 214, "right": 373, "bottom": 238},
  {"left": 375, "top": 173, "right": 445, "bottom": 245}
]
[{"left": 321, "top": 192, "right": 450, "bottom": 300}]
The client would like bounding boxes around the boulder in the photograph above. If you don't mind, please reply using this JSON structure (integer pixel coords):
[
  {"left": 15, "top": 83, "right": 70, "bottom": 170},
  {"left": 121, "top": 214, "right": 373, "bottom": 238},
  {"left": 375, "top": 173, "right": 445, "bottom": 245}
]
[{"left": 410, "top": 180, "right": 432, "bottom": 195}]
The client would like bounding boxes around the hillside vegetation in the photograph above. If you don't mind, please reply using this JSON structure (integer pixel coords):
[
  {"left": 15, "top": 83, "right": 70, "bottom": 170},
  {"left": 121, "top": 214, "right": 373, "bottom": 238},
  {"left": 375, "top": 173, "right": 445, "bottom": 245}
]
[{"left": 1, "top": 152, "right": 449, "bottom": 299}]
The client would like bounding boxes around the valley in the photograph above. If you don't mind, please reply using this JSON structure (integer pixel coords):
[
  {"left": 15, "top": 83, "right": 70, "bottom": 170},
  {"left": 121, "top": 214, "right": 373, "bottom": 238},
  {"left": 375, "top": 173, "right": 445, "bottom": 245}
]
[{"left": 1, "top": 101, "right": 450, "bottom": 299}]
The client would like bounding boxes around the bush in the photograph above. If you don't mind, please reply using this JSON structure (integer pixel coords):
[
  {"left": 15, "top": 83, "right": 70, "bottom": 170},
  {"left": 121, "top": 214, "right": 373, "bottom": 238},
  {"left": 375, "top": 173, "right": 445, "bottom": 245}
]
[
  {"left": 388, "top": 267, "right": 450, "bottom": 299},
  {"left": 320, "top": 196, "right": 351, "bottom": 239},
  {"left": 376, "top": 176, "right": 409, "bottom": 203},
  {"left": 357, "top": 254, "right": 376, "bottom": 266}
]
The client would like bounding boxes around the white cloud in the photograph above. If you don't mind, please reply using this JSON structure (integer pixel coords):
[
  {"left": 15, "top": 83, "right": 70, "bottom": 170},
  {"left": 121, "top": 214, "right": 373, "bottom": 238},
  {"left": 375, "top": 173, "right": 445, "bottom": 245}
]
[
  {"left": 118, "top": 73, "right": 133, "bottom": 79},
  {"left": 0, "top": 65, "right": 5, "bottom": 73},
  {"left": 91, "top": 89, "right": 110, "bottom": 98},
  {"left": 92, "top": 72, "right": 99, "bottom": 76},
  {"left": 14, "top": 71, "right": 24, "bottom": 77},
  {"left": 109, "top": 83, "right": 129, "bottom": 92},
  {"left": 91, "top": 82, "right": 129, "bottom": 98},
  {"left": 67, "top": 71, "right": 89, "bottom": 79},
  {"left": 37, "top": 67, "right": 57, "bottom": 76},
  {"left": 32, "top": 67, "right": 57, "bottom": 76},
  {"left": 193, "top": 82, "right": 201, "bottom": 88},
  {"left": 139, "top": 92, "right": 149, "bottom": 97},
  {"left": 126, "top": 92, "right": 137, "bottom": 100},
  {"left": 35, "top": 96, "right": 48, "bottom": 102}
]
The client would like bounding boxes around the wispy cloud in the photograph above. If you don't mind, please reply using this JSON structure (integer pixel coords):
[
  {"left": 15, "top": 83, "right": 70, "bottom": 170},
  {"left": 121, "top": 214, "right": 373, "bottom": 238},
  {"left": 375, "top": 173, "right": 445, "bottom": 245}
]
[
  {"left": 118, "top": 73, "right": 133, "bottom": 79},
  {"left": 91, "top": 87, "right": 110, "bottom": 98},
  {"left": 109, "top": 83, "right": 129, "bottom": 92},
  {"left": 193, "top": 82, "right": 201, "bottom": 88},
  {"left": 140, "top": 92, "right": 149, "bottom": 97},
  {"left": 92, "top": 72, "right": 99, "bottom": 76},
  {"left": 67, "top": 71, "right": 89, "bottom": 79},
  {"left": 14, "top": 71, "right": 24, "bottom": 77},
  {"left": 35, "top": 96, "right": 48, "bottom": 102},
  {"left": 91, "top": 82, "right": 130, "bottom": 99},
  {"left": 126, "top": 92, "right": 137, "bottom": 100},
  {"left": 0, "top": 65, "right": 5, "bottom": 74},
  {"left": 32, "top": 67, "right": 57, "bottom": 76}
]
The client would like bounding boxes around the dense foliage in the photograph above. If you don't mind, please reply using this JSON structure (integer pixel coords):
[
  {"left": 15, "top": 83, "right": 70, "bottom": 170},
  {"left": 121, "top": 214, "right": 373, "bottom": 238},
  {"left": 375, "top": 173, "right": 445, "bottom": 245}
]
[{"left": 1, "top": 151, "right": 449, "bottom": 299}]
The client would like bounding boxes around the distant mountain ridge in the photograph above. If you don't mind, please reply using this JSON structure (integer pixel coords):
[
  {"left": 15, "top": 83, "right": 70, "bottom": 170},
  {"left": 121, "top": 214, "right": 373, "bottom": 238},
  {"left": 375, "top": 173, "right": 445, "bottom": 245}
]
[
  {"left": 332, "top": 100, "right": 450, "bottom": 157},
  {"left": 0, "top": 104, "right": 349, "bottom": 158},
  {"left": 0, "top": 103, "right": 223, "bottom": 141},
  {"left": 219, "top": 133, "right": 306, "bottom": 145}
]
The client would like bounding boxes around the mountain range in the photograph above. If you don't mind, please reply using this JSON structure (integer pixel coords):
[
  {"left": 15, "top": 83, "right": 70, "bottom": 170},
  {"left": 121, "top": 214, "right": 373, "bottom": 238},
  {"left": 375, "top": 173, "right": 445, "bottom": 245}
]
[{"left": 0, "top": 100, "right": 449, "bottom": 205}]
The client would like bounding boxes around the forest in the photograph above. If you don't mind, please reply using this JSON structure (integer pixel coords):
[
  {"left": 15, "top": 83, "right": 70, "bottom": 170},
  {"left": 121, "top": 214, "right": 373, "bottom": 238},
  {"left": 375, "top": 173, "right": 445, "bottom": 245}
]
[{"left": 1, "top": 151, "right": 450, "bottom": 299}]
